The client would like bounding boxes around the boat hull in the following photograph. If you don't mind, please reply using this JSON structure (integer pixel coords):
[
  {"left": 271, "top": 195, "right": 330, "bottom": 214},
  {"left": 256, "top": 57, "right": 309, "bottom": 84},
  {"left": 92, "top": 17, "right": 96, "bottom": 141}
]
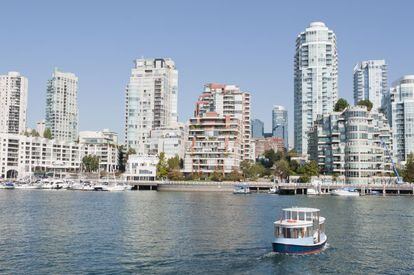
[{"left": 272, "top": 239, "right": 326, "bottom": 254}]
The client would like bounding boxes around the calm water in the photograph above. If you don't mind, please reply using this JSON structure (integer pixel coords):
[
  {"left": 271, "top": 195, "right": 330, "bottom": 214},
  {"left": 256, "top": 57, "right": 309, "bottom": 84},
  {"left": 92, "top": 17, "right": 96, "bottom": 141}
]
[{"left": 0, "top": 190, "right": 413, "bottom": 274}]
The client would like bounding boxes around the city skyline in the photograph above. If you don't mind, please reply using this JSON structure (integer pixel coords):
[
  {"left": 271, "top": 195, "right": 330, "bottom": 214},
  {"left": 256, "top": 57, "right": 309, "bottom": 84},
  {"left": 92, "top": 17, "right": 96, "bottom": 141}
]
[{"left": 1, "top": 1, "right": 414, "bottom": 146}]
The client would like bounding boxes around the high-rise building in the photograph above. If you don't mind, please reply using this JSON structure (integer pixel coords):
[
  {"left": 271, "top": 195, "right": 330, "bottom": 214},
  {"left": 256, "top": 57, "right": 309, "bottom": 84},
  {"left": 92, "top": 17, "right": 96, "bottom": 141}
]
[
  {"left": 308, "top": 105, "right": 394, "bottom": 184},
  {"left": 272, "top": 105, "right": 288, "bottom": 149},
  {"left": 125, "top": 58, "right": 178, "bottom": 154},
  {"left": 45, "top": 68, "right": 78, "bottom": 142},
  {"left": 383, "top": 75, "right": 414, "bottom": 162},
  {"left": 0, "top": 72, "right": 28, "bottom": 134},
  {"left": 294, "top": 22, "right": 338, "bottom": 156},
  {"left": 183, "top": 113, "right": 243, "bottom": 174},
  {"left": 251, "top": 119, "right": 264, "bottom": 138},
  {"left": 194, "top": 83, "right": 252, "bottom": 160},
  {"left": 353, "top": 60, "right": 387, "bottom": 110}
]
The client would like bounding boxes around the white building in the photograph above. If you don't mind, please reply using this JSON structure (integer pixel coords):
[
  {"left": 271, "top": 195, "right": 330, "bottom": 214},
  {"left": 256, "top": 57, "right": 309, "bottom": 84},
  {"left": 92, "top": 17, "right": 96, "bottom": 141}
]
[
  {"left": 383, "top": 75, "right": 414, "bottom": 162},
  {"left": 78, "top": 129, "right": 119, "bottom": 172},
  {"left": 125, "top": 58, "right": 178, "bottom": 155},
  {"left": 294, "top": 22, "right": 338, "bottom": 156},
  {"left": 36, "top": 120, "right": 46, "bottom": 137},
  {"left": 353, "top": 60, "right": 387, "bottom": 110},
  {"left": 308, "top": 106, "right": 394, "bottom": 184},
  {"left": 45, "top": 68, "right": 78, "bottom": 142},
  {"left": 0, "top": 72, "right": 28, "bottom": 134},
  {"left": 0, "top": 133, "right": 81, "bottom": 179},
  {"left": 123, "top": 154, "right": 158, "bottom": 181},
  {"left": 195, "top": 83, "right": 252, "bottom": 160},
  {"left": 147, "top": 124, "right": 186, "bottom": 159}
]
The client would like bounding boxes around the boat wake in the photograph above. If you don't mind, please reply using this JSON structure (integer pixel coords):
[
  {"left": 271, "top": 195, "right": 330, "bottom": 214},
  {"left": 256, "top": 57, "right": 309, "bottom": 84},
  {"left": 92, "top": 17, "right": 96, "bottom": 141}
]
[{"left": 260, "top": 243, "right": 330, "bottom": 259}]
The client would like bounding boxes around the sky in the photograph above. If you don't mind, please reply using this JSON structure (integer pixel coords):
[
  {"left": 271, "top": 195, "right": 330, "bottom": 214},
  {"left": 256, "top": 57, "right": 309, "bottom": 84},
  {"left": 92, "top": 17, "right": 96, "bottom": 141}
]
[{"left": 1, "top": 0, "right": 413, "bottom": 145}]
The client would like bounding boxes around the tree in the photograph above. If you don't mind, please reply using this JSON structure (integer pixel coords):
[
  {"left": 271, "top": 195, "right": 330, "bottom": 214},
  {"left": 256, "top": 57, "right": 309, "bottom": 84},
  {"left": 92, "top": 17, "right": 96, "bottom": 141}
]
[
  {"left": 31, "top": 129, "right": 40, "bottom": 137},
  {"left": 168, "top": 169, "right": 184, "bottom": 181},
  {"left": 225, "top": 169, "right": 243, "bottom": 182},
  {"left": 304, "top": 161, "right": 319, "bottom": 176},
  {"left": 82, "top": 155, "right": 100, "bottom": 172},
  {"left": 298, "top": 175, "right": 311, "bottom": 183},
  {"left": 156, "top": 152, "right": 169, "bottom": 179},
  {"left": 297, "top": 161, "right": 319, "bottom": 177},
  {"left": 264, "top": 149, "right": 277, "bottom": 165},
  {"left": 167, "top": 155, "right": 181, "bottom": 171},
  {"left": 43, "top": 128, "right": 52, "bottom": 139},
  {"left": 403, "top": 153, "right": 414, "bottom": 183},
  {"left": 334, "top": 98, "right": 349, "bottom": 112},
  {"left": 289, "top": 159, "right": 299, "bottom": 174},
  {"left": 274, "top": 159, "right": 291, "bottom": 181},
  {"left": 249, "top": 163, "right": 265, "bottom": 180},
  {"left": 240, "top": 160, "right": 252, "bottom": 179},
  {"left": 210, "top": 169, "right": 224, "bottom": 182},
  {"left": 357, "top": 99, "right": 373, "bottom": 111},
  {"left": 239, "top": 160, "right": 265, "bottom": 180}
]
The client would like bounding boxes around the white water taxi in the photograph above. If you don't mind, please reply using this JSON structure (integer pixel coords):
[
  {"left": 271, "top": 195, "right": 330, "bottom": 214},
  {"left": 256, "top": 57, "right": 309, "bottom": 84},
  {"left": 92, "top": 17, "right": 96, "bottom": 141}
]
[{"left": 272, "top": 207, "right": 327, "bottom": 254}]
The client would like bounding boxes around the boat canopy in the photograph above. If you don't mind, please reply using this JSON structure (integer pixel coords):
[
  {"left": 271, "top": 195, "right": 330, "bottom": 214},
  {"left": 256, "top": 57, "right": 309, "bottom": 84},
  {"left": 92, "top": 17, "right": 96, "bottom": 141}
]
[{"left": 281, "top": 207, "right": 320, "bottom": 223}]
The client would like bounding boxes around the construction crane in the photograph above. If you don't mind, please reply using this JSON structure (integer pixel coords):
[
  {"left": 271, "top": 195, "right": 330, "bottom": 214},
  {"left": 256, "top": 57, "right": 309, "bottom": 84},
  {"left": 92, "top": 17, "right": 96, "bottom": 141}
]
[{"left": 380, "top": 138, "right": 403, "bottom": 184}]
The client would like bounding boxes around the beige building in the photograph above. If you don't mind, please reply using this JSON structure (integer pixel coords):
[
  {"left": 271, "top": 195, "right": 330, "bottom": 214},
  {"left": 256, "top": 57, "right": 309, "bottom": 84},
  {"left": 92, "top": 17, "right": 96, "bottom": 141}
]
[{"left": 183, "top": 112, "right": 243, "bottom": 174}]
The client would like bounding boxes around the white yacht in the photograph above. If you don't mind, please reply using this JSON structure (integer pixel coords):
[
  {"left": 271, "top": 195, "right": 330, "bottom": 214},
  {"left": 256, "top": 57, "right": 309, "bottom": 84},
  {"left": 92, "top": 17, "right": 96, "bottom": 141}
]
[
  {"left": 233, "top": 183, "right": 250, "bottom": 194},
  {"left": 0, "top": 182, "right": 15, "bottom": 189},
  {"left": 330, "top": 187, "right": 360, "bottom": 197},
  {"left": 307, "top": 188, "right": 318, "bottom": 195}
]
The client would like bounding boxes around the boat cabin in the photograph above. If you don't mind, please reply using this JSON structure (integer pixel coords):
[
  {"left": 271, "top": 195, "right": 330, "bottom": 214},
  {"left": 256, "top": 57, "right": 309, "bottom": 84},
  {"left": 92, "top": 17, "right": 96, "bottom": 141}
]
[{"left": 274, "top": 207, "right": 325, "bottom": 240}]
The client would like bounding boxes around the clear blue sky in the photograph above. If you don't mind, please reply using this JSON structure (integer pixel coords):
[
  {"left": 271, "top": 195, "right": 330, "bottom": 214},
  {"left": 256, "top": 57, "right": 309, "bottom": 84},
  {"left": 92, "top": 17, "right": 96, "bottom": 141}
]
[{"left": 1, "top": 1, "right": 413, "bottom": 143}]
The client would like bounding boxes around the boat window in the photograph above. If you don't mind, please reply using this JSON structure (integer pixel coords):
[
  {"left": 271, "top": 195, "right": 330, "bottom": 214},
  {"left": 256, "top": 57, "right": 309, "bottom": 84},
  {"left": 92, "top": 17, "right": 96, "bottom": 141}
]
[
  {"left": 283, "top": 227, "right": 291, "bottom": 238},
  {"left": 291, "top": 211, "right": 298, "bottom": 220},
  {"left": 275, "top": 226, "right": 282, "bottom": 237},
  {"left": 320, "top": 223, "right": 325, "bottom": 233},
  {"left": 306, "top": 226, "right": 313, "bottom": 237},
  {"left": 299, "top": 228, "right": 305, "bottom": 238}
]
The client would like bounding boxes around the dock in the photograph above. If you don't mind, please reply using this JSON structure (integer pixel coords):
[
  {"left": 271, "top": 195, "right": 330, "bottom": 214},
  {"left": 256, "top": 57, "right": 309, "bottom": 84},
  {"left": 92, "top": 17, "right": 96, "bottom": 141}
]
[{"left": 127, "top": 181, "right": 414, "bottom": 195}]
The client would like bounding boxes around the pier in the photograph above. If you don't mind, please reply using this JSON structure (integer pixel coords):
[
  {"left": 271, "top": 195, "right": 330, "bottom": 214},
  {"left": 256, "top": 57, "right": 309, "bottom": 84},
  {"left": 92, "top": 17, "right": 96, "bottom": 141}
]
[{"left": 126, "top": 181, "right": 414, "bottom": 195}]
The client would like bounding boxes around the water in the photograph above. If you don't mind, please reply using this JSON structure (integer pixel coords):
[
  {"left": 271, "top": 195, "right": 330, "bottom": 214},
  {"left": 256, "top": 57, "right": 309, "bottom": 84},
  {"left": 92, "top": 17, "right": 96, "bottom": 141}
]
[{"left": 0, "top": 191, "right": 413, "bottom": 274}]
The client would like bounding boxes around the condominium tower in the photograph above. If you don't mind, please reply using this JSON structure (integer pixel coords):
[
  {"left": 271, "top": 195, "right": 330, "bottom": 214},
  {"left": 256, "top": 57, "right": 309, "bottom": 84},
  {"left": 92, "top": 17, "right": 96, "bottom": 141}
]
[
  {"left": 0, "top": 72, "right": 28, "bottom": 134},
  {"left": 194, "top": 83, "right": 252, "bottom": 160},
  {"left": 294, "top": 22, "right": 338, "bottom": 155},
  {"left": 383, "top": 75, "right": 414, "bottom": 162},
  {"left": 308, "top": 105, "right": 394, "bottom": 184},
  {"left": 272, "top": 105, "right": 288, "bottom": 149},
  {"left": 125, "top": 58, "right": 178, "bottom": 154},
  {"left": 184, "top": 83, "right": 252, "bottom": 175},
  {"left": 353, "top": 60, "right": 387, "bottom": 110},
  {"left": 251, "top": 119, "right": 264, "bottom": 138},
  {"left": 45, "top": 68, "right": 78, "bottom": 142}
]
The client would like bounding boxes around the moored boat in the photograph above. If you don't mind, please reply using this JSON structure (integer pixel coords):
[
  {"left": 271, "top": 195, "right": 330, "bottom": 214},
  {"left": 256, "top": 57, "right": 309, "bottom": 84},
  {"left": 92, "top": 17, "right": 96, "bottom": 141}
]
[
  {"left": 268, "top": 185, "right": 278, "bottom": 194},
  {"left": 307, "top": 188, "right": 318, "bottom": 195},
  {"left": 233, "top": 183, "right": 250, "bottom": 194},
  {"left": 272, "top": 207, "right": 327, "bottom": 254},
  {"left": 0, "top": 182, "right": 16, "bottom": 189},
  {"left": 330, "top": 187, "right": 360, "bottom": 197}
]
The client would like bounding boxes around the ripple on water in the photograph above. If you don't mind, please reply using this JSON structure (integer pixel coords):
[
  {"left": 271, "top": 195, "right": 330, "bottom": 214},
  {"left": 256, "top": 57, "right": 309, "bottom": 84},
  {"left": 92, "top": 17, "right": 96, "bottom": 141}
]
[{"left": 0, "top": 191, "right": 413, "bottom": 274}]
